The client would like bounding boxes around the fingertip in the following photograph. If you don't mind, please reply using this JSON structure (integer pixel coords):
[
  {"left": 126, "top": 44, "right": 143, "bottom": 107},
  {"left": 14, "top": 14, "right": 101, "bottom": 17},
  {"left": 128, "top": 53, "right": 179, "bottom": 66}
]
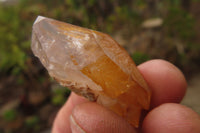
[
  {"left": 138, "top": 59, "right": 187, "bottom": 108},
  {"left": 71, "top": 102, "right": 136, "bottom": 133},
  {"left": 70, "top": 92, "right": 89, "bottom": 106},
  {"left": 142, "top": 103, "right": 200, "bottom": 133},
  {"left": 52, "top": 93, "right": 88, "bottom": 133},
  {"left": 52, "top": 99, "right": 72, "bottom": 133}
]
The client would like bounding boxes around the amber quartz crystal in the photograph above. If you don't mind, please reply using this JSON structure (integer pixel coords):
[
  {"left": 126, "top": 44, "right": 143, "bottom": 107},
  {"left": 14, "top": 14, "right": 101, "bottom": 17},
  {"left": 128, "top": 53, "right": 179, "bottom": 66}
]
[{"left": 31, "top": 16, "right": 151, "bottom": 127}]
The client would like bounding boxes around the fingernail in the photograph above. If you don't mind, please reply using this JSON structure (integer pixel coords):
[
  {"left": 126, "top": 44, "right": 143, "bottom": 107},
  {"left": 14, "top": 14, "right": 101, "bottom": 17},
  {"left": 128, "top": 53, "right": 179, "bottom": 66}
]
[{"left": 70, "top": 115, "right": 86, "bottom": 133}]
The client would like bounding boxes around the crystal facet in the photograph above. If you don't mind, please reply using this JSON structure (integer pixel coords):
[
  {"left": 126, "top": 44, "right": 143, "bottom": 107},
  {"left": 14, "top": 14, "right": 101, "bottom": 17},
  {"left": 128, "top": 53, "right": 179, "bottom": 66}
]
[{"left": 31, "top": 16, "right": 151, "bottom": 127}]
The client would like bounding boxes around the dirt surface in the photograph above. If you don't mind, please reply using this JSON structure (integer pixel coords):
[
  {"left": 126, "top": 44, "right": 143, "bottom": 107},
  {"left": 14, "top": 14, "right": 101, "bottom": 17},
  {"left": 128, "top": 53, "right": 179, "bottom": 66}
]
[{"left": 181, "top": 73, "right": 200, "bottom": 114}]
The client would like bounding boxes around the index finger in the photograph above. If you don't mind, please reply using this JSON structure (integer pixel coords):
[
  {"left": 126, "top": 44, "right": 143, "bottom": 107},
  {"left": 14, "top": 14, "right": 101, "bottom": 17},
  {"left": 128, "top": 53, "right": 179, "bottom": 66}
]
[{"left": 138, "top": 59, "right": 187, "bottom": 108}]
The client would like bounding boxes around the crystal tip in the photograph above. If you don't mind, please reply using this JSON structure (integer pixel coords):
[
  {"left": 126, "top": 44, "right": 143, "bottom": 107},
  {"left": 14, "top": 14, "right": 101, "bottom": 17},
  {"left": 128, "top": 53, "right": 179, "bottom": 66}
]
[{"left": 34, "top": 16, "right": 46, "bottom": 25}]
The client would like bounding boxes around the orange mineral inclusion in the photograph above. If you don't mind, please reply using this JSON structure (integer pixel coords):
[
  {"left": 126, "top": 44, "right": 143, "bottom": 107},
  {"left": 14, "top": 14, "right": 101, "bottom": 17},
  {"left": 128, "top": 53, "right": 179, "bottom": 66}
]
[{"left": 81, "top": 55, "right": 150, "bottom": 127}]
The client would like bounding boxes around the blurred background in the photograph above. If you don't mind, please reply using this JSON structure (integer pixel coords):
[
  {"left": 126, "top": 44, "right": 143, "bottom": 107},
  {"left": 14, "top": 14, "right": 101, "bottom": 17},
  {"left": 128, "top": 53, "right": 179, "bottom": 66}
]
[{"left": 0, "top": 0, "right": 200, "bottom": 132}]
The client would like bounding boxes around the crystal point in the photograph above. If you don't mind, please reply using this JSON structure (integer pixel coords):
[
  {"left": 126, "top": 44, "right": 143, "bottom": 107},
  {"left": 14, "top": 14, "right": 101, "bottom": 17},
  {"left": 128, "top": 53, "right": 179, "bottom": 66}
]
[{"left": 31, "top": 16, "right": 151, "bottom": 127}]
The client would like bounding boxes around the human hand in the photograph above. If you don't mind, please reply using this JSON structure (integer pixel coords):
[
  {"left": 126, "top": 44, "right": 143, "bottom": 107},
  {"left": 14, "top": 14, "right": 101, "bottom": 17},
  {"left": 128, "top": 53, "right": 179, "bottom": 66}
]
[{"left": 52, "top": 59, "right": 200, "bottom": 133}]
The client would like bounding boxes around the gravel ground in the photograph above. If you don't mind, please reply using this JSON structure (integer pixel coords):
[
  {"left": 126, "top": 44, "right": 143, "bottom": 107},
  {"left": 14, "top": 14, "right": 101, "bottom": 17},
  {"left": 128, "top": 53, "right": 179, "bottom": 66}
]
[{"left": 181, "top": 74, "right": 200, "bottom": 114}]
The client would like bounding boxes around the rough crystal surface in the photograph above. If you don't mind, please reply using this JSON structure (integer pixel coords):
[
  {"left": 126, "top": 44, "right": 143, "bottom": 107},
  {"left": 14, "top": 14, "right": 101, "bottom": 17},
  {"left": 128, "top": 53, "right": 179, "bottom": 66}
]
[{"left": 31, "top": 16, "right": 151, "bottom": 127}]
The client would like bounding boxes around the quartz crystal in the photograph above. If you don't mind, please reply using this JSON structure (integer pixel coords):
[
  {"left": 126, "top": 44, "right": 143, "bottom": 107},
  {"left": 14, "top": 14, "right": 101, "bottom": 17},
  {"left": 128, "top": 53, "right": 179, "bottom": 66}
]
[{"left": 31, "top": 16, "right": 151, "bottom": 127}]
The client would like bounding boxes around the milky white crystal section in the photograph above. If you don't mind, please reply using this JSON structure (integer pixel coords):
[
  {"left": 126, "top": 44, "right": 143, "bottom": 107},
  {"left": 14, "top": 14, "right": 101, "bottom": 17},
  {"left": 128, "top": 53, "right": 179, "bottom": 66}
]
[{"left": 31, "top": 16, "right": 103, "bottom": 99}]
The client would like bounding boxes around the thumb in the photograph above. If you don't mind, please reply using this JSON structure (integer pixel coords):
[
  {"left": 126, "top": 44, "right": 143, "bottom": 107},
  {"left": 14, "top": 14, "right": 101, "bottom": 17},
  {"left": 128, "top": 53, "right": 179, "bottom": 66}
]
[{"left": 70, "top": 102, "right": 136, "bottom": 133}]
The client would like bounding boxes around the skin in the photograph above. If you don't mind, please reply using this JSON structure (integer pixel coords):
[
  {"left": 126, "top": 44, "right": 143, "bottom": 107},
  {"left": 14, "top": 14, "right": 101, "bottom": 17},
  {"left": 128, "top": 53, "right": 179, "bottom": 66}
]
[{"left": 52, "top": 59, "right": 200, "bottom": 133}]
